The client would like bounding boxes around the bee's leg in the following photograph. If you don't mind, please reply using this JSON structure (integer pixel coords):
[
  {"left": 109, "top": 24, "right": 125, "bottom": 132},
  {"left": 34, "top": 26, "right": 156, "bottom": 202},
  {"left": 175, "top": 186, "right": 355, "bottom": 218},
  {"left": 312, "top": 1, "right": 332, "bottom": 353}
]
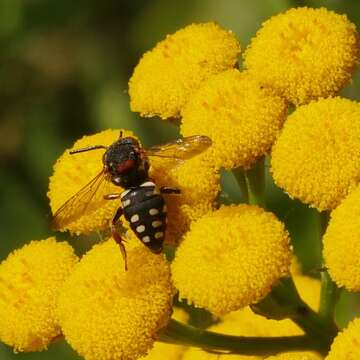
[
  {"left": 160, "top": 186, "right": 181, "bottom": 194},
  {"left": 111, "top": 207, "right": 128, "bottom": 271},
  {"left": 104, "top": 193, "right": 122, "bottom": 200}
]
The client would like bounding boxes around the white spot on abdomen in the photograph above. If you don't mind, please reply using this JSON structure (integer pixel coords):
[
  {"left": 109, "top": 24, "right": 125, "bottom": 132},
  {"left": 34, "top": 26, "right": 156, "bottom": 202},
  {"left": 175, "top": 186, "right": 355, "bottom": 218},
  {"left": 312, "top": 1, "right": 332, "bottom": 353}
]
[
  {"left": 142, "top": 236, "right": 151, "bottom": 243},
  {"left": 149, "top": 208, "right": 159, "bottom": 216},
  {"left": 155, "top": 232, "right": 164, "bottom": 239},
  {"left": 152, "top": 220, "right": 162, "bottom": 228},
  {"left": 122, "top": 199, "right": 131, "bottom": 207},
  {"left": 130, "top": 214, "right": 139, "bottom": 223},
  {"left": 136, "top": 225, "right": 145, "bottom": 233}
]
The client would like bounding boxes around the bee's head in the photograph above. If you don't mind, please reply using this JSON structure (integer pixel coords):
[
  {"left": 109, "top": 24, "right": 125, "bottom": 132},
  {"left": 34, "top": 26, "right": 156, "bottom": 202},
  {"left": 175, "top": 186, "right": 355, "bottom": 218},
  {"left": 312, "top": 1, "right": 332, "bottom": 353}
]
[{"left": 103, "top": 135, "right": 148, "bottom": 187}]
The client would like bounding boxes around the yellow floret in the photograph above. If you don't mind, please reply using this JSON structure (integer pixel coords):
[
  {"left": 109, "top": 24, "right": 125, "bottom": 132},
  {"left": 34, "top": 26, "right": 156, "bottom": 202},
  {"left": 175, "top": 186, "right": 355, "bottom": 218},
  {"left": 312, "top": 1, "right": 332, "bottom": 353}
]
[
  {"left": 57, "top": 239, "right": 173, "bottom": 360},
  {"left": 181, "top": 69, "right": 287, "bottom": 170},
  {"left": 150, "top": 153, "right": 219, "bottom": 243},
  {"left": 323, "top": 186, "right": 360, "bottom": 290},
  {"left": 265, "top": 353, "right": 322, "bottom": 360},
  {"left": 325, "top": 317, "right": 360, "bottom": 360},
  {"left": 129, "top": 22, "right": 241, "bottom": 119},
  {"left": 171, "top": 205, "right": 292, "bottom": 316},
  {"left": 48, "top": 129, "right": 136, "bottom": 235},
  {"left": 244, "top": 7, "right": 360, "bottom": 105},
  {"left": 182, "top": 271, "right": 321, "bottom": 360},
  {"left": 271, "top": 97, "right": 360, "bottom": 211},
  {"left": 0, "top": 238, "right": 78, "bottom": 352}
]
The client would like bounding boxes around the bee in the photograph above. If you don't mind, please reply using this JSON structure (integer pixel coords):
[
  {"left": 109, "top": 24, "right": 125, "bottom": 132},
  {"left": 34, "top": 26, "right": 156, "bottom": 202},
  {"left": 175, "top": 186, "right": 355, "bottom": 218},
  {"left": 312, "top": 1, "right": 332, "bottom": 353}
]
[{"left": 52, "top": 131, "right": 211, "bottom": 270}]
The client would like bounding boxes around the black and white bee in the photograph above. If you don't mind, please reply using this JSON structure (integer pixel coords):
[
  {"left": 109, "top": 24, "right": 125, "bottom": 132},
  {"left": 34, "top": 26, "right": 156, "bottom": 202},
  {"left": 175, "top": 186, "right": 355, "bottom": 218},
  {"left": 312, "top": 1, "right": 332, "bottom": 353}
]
[{"left": 52, "top": 131, "right": 211, "bottom": 270}]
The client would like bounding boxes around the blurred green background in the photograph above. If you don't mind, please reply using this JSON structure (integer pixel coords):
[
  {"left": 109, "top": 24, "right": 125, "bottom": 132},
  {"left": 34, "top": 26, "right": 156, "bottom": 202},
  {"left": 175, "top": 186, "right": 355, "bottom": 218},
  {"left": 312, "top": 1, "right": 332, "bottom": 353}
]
[{"left": 2, "top": 0, "right": 360, "bottom": 359}]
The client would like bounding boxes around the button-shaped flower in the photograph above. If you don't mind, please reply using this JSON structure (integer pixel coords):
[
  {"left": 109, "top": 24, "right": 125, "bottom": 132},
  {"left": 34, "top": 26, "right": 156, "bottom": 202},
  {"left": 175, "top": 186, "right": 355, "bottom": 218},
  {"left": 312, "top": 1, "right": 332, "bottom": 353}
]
[
  {"left": 181, "top": 69, "right": 287, "bottom": 170},
  {"left": 271, "top": 97, "right": 360, "bottom": 211},
  {"left": 171, "top": 205, "right": 292, "bottom": 316},
  {"left": 244, "top": 7, "right": 360, "bottom": 105},
  {"left": 129, "top": 22, "right": 241, "bottom": 119},
  {"left": 0, "top": 238, "right": 78, "bottom": 352},
  {"left": 57, "top": 239, "right": 174, "bottom": 360}
]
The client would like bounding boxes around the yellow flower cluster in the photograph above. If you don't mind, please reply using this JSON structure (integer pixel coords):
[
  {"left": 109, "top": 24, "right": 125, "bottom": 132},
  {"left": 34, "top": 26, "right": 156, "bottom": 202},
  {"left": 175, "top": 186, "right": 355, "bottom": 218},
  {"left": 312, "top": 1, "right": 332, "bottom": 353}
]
[
  {"left": 271, "top": 97, "right": 360, "bottom": 211},
  {"left": 325, "top": 317, "right": 360, "bottom": 360},
  {"left": 181, "top": 69, "right": 287, "bottom": 170},
  {"left": 48, "top": 129, "right": 136, "bottom": 235},
  {"left": 0, "top": 238, "right": 78, "bottom": 352},
  {"left": 129, "top": 22, "right": 240, "bottom": 119},
  {"left": 172, "top": 204, "right": 292, "bottom": 316},
  {"left": 57, "top": 239, "right": 173, "bottom": 360},
  {"left": 266, "top": 354, "right": 322, "bottom": 360},
  {"left": 323, "top": 186, "right": 360, "bottom": 291},
  {"left": 244, "top": 7, "right": 360, "bottom": 105}
]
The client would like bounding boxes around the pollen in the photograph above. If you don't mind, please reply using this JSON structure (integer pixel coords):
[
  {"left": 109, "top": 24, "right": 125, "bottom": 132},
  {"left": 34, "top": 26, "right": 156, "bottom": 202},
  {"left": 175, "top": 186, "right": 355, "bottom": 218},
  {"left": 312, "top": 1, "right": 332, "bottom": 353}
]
[
  {"left": 150, "top": 153, "right": 220, "bottom": 244},
  {"left": 181, "top": 69, "right": 287, "bottom": 170},
  {"left": 326, "top": 317, "right": 360, "bottom": 360},
  {"left": 129, "top": 22, "right": 241, "bottom": 119},
  {"left": 244, "top": 7, "right": 360, "bottom": 105},
  {"left": 271, "top": 97, "right": 360, "bottom": 211},
  {"left": 0, "top": 238, "right": 78, "bottom": 352},
  {"left": 323, "top": 186, "right": 360, "bottom": 291},
  {"left": 57, "top": 239, "right": 173, "bottom": 360},
  {"left": 171, "top": 204, "right": 292, "bottom": 316},
  {"left": 48, "top": 129, "right": 138, "bottom": 235}
]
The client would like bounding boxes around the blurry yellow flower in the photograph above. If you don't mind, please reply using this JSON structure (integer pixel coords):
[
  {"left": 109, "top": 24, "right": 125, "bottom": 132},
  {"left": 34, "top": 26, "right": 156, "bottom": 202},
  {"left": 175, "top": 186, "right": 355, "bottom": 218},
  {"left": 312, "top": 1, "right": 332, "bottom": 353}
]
[
  {"left": 48, "top": 129, "right": 136, "bottom": 235},
  {"left": 57, "top": 239, "right": 173, "bottom": 360},
  {"left": 143, "top": 308, "right": 189, "bottom": 360},
  {"left": 150, "top": 153, "right": 220, "bottom": 243},
  {"left": 265, "top": 353, "right": 322, "bottom": 360},
  {"left": 171, "top": 205, "right": 292, "bottom": 316},
  {"left": 0, "top": 238, "right": 78, "bottom": 352},
  {"left": 323, "top": 186, "right": 360, "bottom": 290},
  {"left": 271, "top": 97, "right": 360, "bottom": 211},
  {"left": 129, "top": 22, "right": 240, "bottom": 119},
  {"left": 181, "top": 69, "right": 287, "bottom": 170},
  {"left": 325, "top": 317, "right": 360, "bottom": 360},
  {"left": 244, "top": 7, "right": 360, "bottom": 105}
]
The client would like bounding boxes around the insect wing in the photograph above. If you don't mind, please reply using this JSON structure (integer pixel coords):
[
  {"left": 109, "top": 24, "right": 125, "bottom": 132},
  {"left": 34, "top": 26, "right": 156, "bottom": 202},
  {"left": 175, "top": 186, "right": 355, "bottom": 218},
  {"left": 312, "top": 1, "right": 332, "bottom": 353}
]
[
  {"left": 52, "top": 168, "right": 111, "bottom": 230},
  {"left": 145, "top": 135, "right": 212, "bottom": 167}
]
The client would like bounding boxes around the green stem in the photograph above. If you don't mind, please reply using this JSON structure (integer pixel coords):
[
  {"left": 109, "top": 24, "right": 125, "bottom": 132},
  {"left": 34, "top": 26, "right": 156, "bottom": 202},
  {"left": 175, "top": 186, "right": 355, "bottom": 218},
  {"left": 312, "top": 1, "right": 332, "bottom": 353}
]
[
  {"left": 318, "top": 211, "right": 340, "bottom": 327},
  {"left": 232, "top": 167, "right": 249, "bottom": 203},
  {"left": 159, "top": 319, "right": 320, "bottom": 355},
  {"left": 245, "top": 157, "right": 266, "bottom": 206}
]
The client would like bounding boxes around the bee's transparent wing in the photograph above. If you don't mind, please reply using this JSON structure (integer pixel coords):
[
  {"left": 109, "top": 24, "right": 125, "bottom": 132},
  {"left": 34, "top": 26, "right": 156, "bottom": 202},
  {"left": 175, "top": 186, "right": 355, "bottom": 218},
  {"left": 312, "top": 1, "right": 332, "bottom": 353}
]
[
  {"left": 52, "top": 168, "right": 111, "bottom": 230},
  {"left": 145, "top": 135, "right": 212, "bottom": 168}
]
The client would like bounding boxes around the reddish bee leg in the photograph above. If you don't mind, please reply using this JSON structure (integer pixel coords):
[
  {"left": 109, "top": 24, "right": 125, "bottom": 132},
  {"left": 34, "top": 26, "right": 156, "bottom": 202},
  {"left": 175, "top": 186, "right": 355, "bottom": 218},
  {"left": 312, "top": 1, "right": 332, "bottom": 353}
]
[
  {"left": 111, "top": 207, "right": 128, "bottom": 271},
  {"left": 104, "top": 193, "right": 122, "bottom": 200},
  {"left": 160, "top": 186, "right": 181, "bottom": 194}
]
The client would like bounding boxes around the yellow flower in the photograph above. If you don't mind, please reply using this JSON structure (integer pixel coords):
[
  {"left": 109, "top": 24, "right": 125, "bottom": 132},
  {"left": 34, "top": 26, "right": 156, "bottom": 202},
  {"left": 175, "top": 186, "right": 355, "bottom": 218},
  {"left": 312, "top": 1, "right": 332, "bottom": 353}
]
[
  {"left": 181, "top": 272, "right": 321, "bottom": 360},
  {"left": 181, "top": 69, "right": 287, "bottom": 170},
  {"left": 325, "top": 317, "right": 360, "bottom": 360},
  {"left": 271, "top": 97, "right": 360, "bottom": 211},
  {"left": 143, "top": 308, "right": 188, "bottom": 360},
  {"left": 57, "top": 239, "right": 173, "bottom": 360},
  {"left": 48, "top": 129, "right": 136, "bottom": 235},
  {"left": 323, "top": 185, "right": 360, "bottom": 290},
  {"left": 265, "top": 353, "right": 322, "bottom": 360},
  {"left": 150, "top": 153, "right": 220, "bottom": 243},
  {"left": 0, "top": 238, "right": 78, "bottom": 352},
  {"left": 171, "top": 205, "right": 292, "bottom": 316},
  {"left": 129, "top": 22, "right": 241, "bottom": 119},
  {"left": 244, "top": 7, "right": 360, "bottom": 105}
]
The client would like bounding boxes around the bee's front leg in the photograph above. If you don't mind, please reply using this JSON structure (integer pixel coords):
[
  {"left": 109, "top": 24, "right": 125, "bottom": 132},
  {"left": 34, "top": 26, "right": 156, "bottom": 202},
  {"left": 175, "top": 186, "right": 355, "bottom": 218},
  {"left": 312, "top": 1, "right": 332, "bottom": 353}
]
[
  {"left": 160, "top": 186, "right": 181, "bottom": 194},
  {"left": 110, "top": 207, "right": 128, "bottom": 271}
]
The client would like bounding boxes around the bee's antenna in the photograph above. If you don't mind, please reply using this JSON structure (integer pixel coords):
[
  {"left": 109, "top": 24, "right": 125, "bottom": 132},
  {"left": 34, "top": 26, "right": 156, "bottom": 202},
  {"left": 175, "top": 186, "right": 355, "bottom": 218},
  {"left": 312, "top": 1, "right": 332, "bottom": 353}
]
[
  {"left": 119, "top": 131, "right": 123, "bottom": 139},
  {"left": 69, "top": 145, "right": 107, "bottom": 155}
]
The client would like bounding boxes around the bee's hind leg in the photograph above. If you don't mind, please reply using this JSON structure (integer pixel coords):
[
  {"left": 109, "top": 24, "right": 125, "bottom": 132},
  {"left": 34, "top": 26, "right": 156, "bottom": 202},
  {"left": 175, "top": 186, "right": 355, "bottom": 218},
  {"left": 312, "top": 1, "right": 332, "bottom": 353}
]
[{"left": 110, "top": 207, "right": 128, "bottom": 271}]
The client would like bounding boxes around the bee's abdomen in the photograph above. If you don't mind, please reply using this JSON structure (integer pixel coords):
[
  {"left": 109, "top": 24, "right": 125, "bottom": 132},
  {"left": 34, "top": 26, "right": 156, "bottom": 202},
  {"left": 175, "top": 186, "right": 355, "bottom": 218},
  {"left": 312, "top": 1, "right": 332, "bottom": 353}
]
[{"left": 121, "top": 182, "right": 166, "bottom": 253}]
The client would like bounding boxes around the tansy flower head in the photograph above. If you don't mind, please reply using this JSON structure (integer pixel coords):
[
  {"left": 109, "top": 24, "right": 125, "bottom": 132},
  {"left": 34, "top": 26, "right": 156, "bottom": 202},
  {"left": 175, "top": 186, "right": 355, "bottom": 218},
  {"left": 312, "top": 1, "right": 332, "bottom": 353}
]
[
  {"left": 265, "top": 353, "right": 322, "bottom": 360},
  {"left": 244, "top": 7, "right": 360, "bottom": 105},
  {"left": 48, "top": 129, "right": 137, "bottom": 235},
  {"left": 129, "top": 22, "right": 241, "bottom": 119},
  {"left": 271, "top": 97, "right": 360, "bottom": 211},
  {"left": 180, "top": 69, "right": 287, "bottom": 170},
  {"left": 57, "top": 239, "right": 173, "bottom": 360},
  {"left": 171, "top": 204, "right": 292, "bottom": 316},
  {"left": 325, "top": 317, "right": 360, "bottom": 360},
  {"left": 150, "top": 153, "right": 220, "bottom": 243},
  {"left": 0, "top": 238, "right": 78, "bottom": 352},
  {"left": 323, "top": 186, "right": 360, "bottom": 291}
]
